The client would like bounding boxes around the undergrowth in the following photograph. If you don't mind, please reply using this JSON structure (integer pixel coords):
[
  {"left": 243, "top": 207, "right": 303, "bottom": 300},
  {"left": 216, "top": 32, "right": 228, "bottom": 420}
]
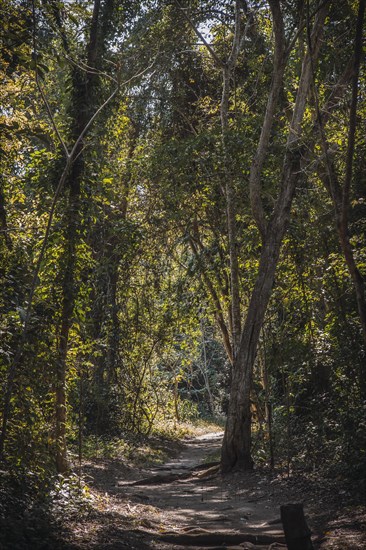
[
  {"left": 76, "top": 417, "right": 224, "bottom": 466},
  {"left": 0, "top": 418, "right": 225, "bottom": 548}
]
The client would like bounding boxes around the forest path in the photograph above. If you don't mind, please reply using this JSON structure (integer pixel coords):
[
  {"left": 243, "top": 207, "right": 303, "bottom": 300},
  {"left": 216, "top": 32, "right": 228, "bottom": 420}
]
[
  {"left": 68, "top": 431, "right": 365, "bottom": 549},
  {"left": 110, "top": 432, "right": 286, "bottom": 549}
]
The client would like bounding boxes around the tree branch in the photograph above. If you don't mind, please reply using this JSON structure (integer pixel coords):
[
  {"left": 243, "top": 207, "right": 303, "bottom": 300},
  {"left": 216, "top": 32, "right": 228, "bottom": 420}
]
[
  {"left": 249, "top": 0, "right": 286, "bottom": 240},
  {"left": 341, "top": 0, "right": 365, "bottom": 230},
  {"left": 189, "top": 236, "right": 233, "bottom": 364},
  {"left": 174, "top": 0, "right": 224, "bottom": 68}
]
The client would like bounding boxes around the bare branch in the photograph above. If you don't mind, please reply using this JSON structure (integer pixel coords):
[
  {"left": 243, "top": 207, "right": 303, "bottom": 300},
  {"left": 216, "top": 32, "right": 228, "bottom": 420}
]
[
  {"left": 32, "top": 0, "right": 70, "bottom": 158},
  {"left": 69, "top": 86, "right": 118, "bottom": 161},
  {"left": 286, "top": 0, "right": 333, "bottom": 56},
  {"left": 287, "top": 3, "right": 328, "bottom": 147},
  {"left": 64, "top": 53, "right": 118, "bottom": 83},
  {"left": 119, "top": 58, "right": 157, "bottom": 88},
  {"left": 174, "top": 0, "right": 224, "bottom": 68},
  {"left": 189, "top": 236, "right": 233, "bottom": 364},
  {"left": 228, "top": 1, "right": 253, "bottom": 69}
]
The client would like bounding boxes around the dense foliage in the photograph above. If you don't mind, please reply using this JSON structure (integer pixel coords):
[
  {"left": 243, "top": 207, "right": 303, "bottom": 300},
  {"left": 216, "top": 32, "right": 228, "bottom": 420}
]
[{"left": 0, "top": 0, "right": 365, "bottom": 505}]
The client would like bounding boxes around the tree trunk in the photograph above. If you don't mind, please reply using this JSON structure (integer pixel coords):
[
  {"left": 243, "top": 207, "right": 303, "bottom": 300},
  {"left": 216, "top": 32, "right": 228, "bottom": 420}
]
[
  {"left": 313, "top": 0, "right": 366, "bottom": 388},
  {"left": 200, "top": 319, "right": 216, "bottom": 415},
  {"left": 179, "top": 1, "right": 249, "bottom": 361},
  {"left": 221, "top": 181, "right": 299, "bottom": 470},
  {"left": 0, "top": 180, "right": 12, "bottom": 250},
  {"left": 55, "top": 184, "right": 80, "bottom": 473},
  {"left": 281, "top": 503, "right": 314, "bottom": 550},
  {"left": 262, "top": 337, "right": 274, "bottom": 469},
  {"left": 55, "top": 0, "right": 102, "bottom": 473},
  {"left": 221, "top": 4, "right": 328, "bottom": 471},
  {"left": 221, "top": 65, "right": 241, "bottom": 357},
  {"left": 249, "top": 0, "right": 286, "bottom": 240}
]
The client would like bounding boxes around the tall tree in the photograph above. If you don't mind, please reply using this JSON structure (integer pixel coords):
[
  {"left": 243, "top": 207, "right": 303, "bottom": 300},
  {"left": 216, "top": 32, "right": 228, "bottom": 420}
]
[
  {"left": 54, "top": 0, "right": 115, "bottom": 473},
  {"left": 174, "top": 0, "right": 329, "bottom": 470},
  {"left": 221, "top": 1, "right": 328, "bottom": 471},
  {"left": 314, "top": 0, "right": 366, "bottom": 363}
]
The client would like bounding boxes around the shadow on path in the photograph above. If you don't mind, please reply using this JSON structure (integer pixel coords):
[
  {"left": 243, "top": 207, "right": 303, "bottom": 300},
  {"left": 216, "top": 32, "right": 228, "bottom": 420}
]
[{"left": 113, "top": 432, "right": 286, "bottom": 549}]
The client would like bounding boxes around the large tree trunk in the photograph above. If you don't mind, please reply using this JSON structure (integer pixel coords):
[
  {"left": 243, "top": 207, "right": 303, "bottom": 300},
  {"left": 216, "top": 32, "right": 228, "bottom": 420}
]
[
  {"left": 221, "top": 4, "right": 328, "bottom": 472},
  {"left": 55, "top": 182, "right": 80, "bottom": 473},
  {"left": 222, "top": 151, "right": 301, "bottom": 470},
  {"left": 55, "top": 0, "right": 102, "bottom": 473}
]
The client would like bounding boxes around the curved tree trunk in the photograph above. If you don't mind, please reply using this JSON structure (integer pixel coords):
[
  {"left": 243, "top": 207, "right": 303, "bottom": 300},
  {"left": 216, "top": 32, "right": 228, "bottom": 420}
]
[
  {"left": 222, "top": 151, "right": 301, "bottom": 471},
  {"left": 221, "top": 3, "right": 328, "bottom": 472}
]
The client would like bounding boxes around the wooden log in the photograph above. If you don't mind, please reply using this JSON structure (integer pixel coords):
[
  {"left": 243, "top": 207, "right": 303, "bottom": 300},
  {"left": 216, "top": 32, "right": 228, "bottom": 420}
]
[{"left": 280, "top": 503, "right": 314, "bottom": 550}]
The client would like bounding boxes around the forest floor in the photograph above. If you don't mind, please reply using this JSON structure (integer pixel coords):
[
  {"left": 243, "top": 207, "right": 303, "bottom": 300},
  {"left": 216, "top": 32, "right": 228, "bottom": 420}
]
[
  {"left": 2, "top": 425, "right": 365, "bottom": 549},
  {"left": 56, "top": 429, "right": 366, "bottom": 550}
]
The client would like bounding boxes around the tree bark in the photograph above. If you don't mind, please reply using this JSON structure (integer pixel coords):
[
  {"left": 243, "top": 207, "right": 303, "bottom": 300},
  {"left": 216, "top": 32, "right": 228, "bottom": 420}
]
[
  {"left": 338, "top": 0, "right": 366, "bottom": 349},
  {"left": 281, "top": 503, "right": 314, "bottom": 550},
  {"left": 222, "top": 156, "right": 300, "bottom": 470},
  {"left": 0, "top": 180, "right": 12, "bottom": 250},
  {"left": 249, "top": 0, "right": 286, "bottom": 240},
  {"left": 221, "top": 4, "right": 328, "bottom": 472},
  {"left": 55, "top": 0, "right": 102, "bottom": 473},
  {"left": 311, "top": 0, "right": 366, "bottom": 384}
]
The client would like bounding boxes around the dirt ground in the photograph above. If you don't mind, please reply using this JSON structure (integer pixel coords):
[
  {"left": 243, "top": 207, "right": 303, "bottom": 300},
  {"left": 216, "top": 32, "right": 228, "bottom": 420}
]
[{"left": 57, "top": 432, "right": 366, "bottom": 550}]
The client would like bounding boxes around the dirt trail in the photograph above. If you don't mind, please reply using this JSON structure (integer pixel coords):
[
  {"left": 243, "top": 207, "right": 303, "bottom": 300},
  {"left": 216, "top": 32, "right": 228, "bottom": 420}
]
[
  {"left": 69, "top": 432, "right": 365, "bottom": 549},
  {"left": 115, "top": 432, "right": 286, "bottom": 549}
]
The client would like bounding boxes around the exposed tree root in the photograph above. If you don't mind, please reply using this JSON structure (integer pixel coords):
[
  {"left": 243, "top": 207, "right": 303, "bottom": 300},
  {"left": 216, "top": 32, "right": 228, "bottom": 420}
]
[
  {"left": 156, "top": 530, "right": 286, "bottom": 546},
  {"left": 126, "top": 471, "right": 193, "bottom": 486},
  {"left": 124, "top": 462, "right": 221, "bottom": 486}
]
